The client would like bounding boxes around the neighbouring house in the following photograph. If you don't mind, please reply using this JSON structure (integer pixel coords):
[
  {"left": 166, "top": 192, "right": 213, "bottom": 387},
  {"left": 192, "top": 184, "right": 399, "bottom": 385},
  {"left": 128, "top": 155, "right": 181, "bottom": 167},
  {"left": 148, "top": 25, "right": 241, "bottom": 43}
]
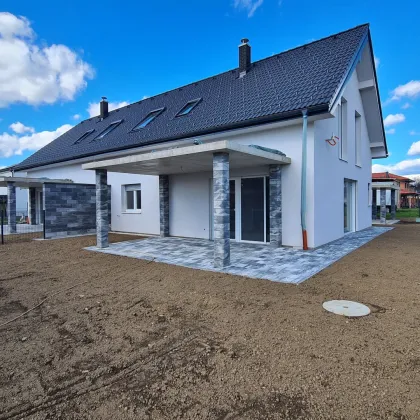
[
  {"left": 0, "top": 170, "right": 29, "bottom": 218},
  {"left": 5, "top": 24, "right": 387, "bottom": 267},
  {"left": 372, "top": 172, "right": 419, "bottom": 208}
]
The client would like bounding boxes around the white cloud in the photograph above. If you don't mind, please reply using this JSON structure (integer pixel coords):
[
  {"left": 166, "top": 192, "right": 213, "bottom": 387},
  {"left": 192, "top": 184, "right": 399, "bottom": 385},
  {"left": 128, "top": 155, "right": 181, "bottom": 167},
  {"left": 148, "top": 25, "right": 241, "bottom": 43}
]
[
  {"left": 385, "top": 128, "right": 395, "bottom": 135},
  {"left": 372, "top": 159, "right": 420, "bottom": 175},
  {"left": 233, "top": 0, "right": 264, "bottom": 17},
  {"left": 408, "top": 141, "right": 420, "bottom": 156},
  {"left": 390, "top": 80, "right": 420, "bottom": 102},
  {"left": 0, "top": 124, "right": 72, "bottom": 158},
  {"left": 0, "top": 12, "right": 94, "bottom": 108},
  {"left": 383, "top": 113, "right": 405, "bottom": 127},
  {"left": 72, "top": 114, "right": 81, "bottom": 121},
  {"left": 374, "top": 56, "right": 380, "bottom": 69},
  {"left": 401, "top": 103, "right": 411, "bottom": 109},
  {"left": 87, "top": 100, "right": 129, "bottom": 118},
  {"left": 410, "top": 130, "right": 420, "bottom": 136},
  {"left": 406, "top": 174, "right": 420, "bottom": 182},
  {"left": 9, "top": 121, "right": 34, "bottom": 134}
]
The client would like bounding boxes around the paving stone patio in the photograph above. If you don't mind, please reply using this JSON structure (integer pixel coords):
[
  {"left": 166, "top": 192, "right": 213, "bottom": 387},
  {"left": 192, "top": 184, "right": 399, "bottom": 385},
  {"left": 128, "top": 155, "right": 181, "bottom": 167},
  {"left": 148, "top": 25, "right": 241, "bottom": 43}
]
[{"left": 86, "top": 227, "right": 391, "bottom": 284}]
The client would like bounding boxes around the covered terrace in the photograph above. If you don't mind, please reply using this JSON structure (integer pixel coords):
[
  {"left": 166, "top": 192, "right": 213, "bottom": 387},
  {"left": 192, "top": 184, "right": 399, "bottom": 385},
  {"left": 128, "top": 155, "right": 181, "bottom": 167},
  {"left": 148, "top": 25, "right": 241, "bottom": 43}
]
[
  {"left": 0, "top": 176, "right": 74, "bottom": 233},
  {"left": 83, "top": 140, "right": 291, "bottom": 268}
]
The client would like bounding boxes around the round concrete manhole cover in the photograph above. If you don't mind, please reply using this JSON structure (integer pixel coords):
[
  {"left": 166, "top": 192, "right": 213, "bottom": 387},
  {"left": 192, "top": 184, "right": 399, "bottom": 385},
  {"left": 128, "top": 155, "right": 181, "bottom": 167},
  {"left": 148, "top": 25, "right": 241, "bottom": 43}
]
[{"left": 322, "top": 300, "right": 370, "bottom": 317}]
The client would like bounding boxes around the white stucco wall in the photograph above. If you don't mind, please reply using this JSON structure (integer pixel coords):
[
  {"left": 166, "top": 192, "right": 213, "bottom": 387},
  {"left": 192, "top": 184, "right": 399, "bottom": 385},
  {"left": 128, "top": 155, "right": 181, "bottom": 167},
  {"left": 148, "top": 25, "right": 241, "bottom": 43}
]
[
  {"left": 169, "top": 172, "right": 211, "bottom": 239},
  {"left": 313, "top": 70, "right": 373, "bottom": 247},
  {"left": 27, "top": 164, "right": 160, "bottom": 235},
  {"left": 168, "top": 122, "right": 315, "bottom": 248}
]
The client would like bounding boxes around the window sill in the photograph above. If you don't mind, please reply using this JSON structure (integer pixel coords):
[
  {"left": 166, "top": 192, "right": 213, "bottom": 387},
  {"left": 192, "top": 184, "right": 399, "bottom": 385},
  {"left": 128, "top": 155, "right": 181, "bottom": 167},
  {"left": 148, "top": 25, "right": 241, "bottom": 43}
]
[
  {"left": 355, "top": 164, "right": 362, "bottom": 168},
  {"left": 122, "top": 210, "right": 142, "bottom": 214},
  {"left": 338, "top": 158, "right": 348, "bottom": 163}
]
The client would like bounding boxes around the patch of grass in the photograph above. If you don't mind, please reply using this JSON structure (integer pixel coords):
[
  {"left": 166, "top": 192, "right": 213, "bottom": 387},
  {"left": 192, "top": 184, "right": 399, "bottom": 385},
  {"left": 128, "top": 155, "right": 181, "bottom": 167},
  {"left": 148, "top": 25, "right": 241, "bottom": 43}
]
[
  {"left": 395, "top": 209, "right": 420, "bottom": 219},
  {"left": 377, "top": 208, "right": 420, "bottom": 220}
]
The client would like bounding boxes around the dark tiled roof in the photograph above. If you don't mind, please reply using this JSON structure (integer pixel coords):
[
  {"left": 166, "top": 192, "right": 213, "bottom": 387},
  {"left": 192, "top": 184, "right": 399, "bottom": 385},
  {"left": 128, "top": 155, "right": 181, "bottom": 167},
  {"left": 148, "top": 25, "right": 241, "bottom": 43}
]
[{"left": 14, "top": 24, "right": 369, "bottom": 171}]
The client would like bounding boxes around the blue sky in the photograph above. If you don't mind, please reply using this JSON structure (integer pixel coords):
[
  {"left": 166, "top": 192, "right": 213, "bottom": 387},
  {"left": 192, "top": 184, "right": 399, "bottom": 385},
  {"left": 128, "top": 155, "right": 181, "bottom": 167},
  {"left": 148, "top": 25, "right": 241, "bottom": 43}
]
[{"left": 1, "top": 0, "right": 420, "bottom": 175}]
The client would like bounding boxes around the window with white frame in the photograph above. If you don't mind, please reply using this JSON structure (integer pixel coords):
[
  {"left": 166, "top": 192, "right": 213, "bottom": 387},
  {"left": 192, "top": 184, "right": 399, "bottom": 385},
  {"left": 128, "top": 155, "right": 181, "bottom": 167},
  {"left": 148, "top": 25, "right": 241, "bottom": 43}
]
[
  {"left": 355, "top": 111, "right": 362, "bottom": 167},
  {"left": 338, "top": 98, "right": 348, "bottom": 161},
  {"left": 368, "top": 183, "right": 372, "bottom": 206},
  {"left": 123, "top": 184, "right": 141, "bottom": 212}
]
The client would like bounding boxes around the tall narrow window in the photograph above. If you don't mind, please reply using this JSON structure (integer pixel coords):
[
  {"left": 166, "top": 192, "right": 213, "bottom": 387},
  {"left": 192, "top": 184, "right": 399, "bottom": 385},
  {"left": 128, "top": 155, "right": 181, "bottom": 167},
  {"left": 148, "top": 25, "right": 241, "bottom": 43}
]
[
  {"left": 123, "top": 184, "right": 141, "bottom": 212},
  {"left": 355, "top": 111, "right": 362, "bottom": 166},
  {"left": 339, "top": 98, "right": 348, "bottom": 161},
  {"left": 132, "top": 108, "right": 165, "bottom": 130}
]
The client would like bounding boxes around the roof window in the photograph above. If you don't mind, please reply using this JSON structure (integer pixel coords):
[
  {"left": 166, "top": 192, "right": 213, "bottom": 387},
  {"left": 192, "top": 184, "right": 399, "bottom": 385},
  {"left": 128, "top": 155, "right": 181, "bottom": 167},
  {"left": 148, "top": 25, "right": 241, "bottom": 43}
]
[
  {"left": 73, "top": 129, "right": 95, "bottom": 145},
  {"left": 93, "top": 120, "right": 123, "bottom": 141},
  {"left": 132, "top": 108, "right": 165, "bottom": 131},
  {"left": 175, "top": 99, "right": 201, "bottom": 117}
]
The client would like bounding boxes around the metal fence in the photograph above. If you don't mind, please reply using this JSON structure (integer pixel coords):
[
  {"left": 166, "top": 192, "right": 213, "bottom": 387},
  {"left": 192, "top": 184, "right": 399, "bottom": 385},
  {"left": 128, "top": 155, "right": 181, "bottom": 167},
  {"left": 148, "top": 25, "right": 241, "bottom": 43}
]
[{"left": 0, "top": 201, "right": 45, "bottom": 244}]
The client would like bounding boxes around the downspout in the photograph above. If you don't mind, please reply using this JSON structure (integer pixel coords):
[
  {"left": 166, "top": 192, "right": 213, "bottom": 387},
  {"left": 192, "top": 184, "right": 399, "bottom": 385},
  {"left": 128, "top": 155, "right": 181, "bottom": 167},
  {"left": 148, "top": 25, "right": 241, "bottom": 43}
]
[{"left": 301, "top": 110, "right": 308, "bottom": 250}]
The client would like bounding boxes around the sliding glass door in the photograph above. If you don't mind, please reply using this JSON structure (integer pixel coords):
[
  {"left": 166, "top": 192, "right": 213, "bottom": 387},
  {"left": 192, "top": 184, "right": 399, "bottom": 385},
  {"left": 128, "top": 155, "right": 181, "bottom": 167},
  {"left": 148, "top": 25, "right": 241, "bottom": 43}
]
[
  {"left": 230, "top": 180, "right": 236, "bottom": 239},
  {"left": 344, "top": 179, "right": 356, "bottom": 233},
  {"left": 210, "top": 176, "right": 268, "bottom": 243},
  {"left": 241, "top": 177, "right": 265, "bottom": 242}
]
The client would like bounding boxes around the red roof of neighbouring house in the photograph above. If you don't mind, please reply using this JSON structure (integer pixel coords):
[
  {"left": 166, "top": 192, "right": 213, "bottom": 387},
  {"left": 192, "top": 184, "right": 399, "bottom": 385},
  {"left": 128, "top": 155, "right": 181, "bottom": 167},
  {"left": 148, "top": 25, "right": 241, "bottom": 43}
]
[
  {"left": 372, "top": 172, "right": 414, "bottom": 182},
  {"left": 400, "top": 190, "right": 420, "bottom": 195}
]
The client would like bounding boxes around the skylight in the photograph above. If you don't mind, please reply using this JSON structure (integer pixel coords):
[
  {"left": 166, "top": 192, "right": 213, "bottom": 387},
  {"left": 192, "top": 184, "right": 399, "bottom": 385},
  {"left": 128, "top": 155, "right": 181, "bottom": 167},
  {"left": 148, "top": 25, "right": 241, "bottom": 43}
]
[
  {"left": 132, "top": 108, "right": 165, "bottom": 131},
  {"left": 176, "top": 99, "right": 201, "bottom": 117},
  {"left": 73, "top": 129, "right": 95, "bottom": 145},
  {"left": 92, "top": 120, "right": 123, "bottom": 141}
]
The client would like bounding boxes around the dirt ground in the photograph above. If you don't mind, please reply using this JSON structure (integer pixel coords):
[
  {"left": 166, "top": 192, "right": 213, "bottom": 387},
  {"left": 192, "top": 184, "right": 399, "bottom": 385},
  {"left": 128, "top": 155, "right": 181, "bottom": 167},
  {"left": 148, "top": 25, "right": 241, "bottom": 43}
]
[{"left": 0, "top": 226, "right": 419, "bottom": 419}]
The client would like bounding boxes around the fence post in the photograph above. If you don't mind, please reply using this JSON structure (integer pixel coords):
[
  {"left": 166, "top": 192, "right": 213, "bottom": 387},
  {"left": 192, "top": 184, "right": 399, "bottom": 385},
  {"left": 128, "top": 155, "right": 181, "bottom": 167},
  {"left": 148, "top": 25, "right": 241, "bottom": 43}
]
[
  {"left": 1, "top": 208, "right": 4, "bottom": 245},
  {"left": 43, "top": 209, "right": 46, "bottom": 240}
]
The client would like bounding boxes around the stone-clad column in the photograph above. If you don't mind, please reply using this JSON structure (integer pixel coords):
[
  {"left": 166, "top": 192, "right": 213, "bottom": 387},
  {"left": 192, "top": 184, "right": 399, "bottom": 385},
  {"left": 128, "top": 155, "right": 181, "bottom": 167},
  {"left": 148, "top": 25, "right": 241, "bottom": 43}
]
[
  {"left": 159, "top": 175, "right": 169, "bottom": 237},
  {"left": 96, "top": 169, "right": 109, "bottom": 248},
  {"left": 380, "top": 188, "right": 386, "bottom": 224},
  {"left": 372, "top": 188, "right": 377, "bottom": 220},
  {"left": 390, "top": 189, "right": 396, "bottom": 220},
  {"left": 29, "top": 187, "right": 37, "bottom": 225},
  {"left": 213, "top": 152, "right": 230, "bottom": 268},
  {"left": 7, "top": 182, "right": 16, "bottom": 233},
  {"left": 269, "top": 164, "right": 282, "bottom": 246}
]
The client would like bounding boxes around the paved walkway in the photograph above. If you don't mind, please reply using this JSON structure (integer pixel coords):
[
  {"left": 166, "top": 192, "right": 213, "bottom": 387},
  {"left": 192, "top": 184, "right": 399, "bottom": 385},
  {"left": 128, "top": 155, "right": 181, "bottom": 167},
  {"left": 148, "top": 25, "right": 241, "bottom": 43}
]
[{"left": 86, "top": 227, "right": 391, "bottom": 284}]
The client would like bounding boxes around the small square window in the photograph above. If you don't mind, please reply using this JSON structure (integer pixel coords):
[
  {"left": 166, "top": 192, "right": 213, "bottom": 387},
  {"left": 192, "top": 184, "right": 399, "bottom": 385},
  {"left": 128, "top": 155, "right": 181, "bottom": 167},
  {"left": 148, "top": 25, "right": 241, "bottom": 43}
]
[
  {"left": 132, "top": 108, "right": 165, "bottom": 131},
  {"left": 73, "top": 129, "right": 95, "bottom": 145},
  {"left": 175, "top": 99, "right": 201, "bottom": 117},
  {"left": 93, "top": 120, "right": 123, "bottom": 141},
  {"left": 123, "top": 184, "right": 141, "bottom": 212}
]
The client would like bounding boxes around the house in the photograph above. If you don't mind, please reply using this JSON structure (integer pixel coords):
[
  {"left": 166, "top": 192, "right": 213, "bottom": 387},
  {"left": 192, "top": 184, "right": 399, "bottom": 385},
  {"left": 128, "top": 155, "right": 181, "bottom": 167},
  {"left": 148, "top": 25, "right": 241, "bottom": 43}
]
[
  {"left": 0, "top": 171, "right": 29, "bottom": 218},
  {"left": 372, "top": 172, "right": 419, "bottom": 208},
  {"left": 6, "top": 24, "right": 387, "bottom": 267}
]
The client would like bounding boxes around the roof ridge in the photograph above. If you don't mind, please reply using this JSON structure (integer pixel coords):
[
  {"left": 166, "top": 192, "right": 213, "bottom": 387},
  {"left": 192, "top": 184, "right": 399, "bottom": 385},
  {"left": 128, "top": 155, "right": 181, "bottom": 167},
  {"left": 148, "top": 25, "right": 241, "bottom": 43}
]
[
  {"left": 250, "top": 23, "right": 370, "bottom": 66},
  {"left": 89, "top": 23, "right": 370, "bottom": 122}
]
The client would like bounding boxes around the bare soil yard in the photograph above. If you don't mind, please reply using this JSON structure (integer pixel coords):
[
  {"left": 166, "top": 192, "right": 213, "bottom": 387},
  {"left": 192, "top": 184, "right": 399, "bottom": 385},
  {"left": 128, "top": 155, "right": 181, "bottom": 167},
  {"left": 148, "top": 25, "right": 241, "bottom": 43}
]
[{"left": 0, "top": 226, "right": 419, "bottom": 419}]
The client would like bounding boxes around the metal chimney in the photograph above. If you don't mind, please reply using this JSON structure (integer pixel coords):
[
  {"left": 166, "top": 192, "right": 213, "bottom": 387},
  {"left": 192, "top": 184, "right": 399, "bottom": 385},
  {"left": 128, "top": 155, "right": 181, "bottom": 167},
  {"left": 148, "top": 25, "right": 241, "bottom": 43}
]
[
  {"left": 100, "top": 97, "right": 109, "bottom": 119},
  {"left": 239, "top": 38, "right": 251, "bottom": 77}
]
